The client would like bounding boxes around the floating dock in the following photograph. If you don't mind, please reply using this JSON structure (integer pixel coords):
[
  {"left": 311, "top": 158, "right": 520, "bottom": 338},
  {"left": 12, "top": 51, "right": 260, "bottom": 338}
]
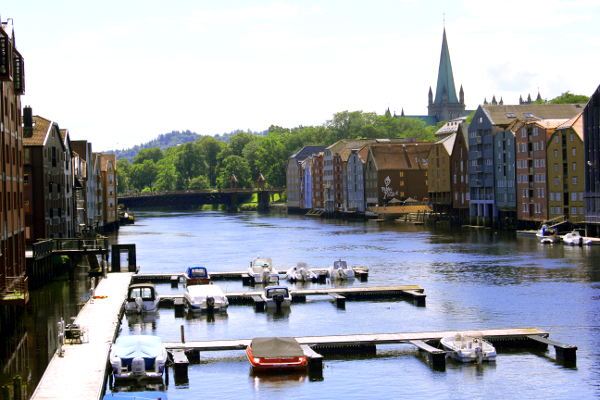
[
  {"left": 163, "top": 327, "right": 577, "bottom": 372},
  {"left": 159, "top": 284, "right": 426, "bottom": 309},
  {"left": 30, "top": 273, "right": 132, "bottom": 400}
]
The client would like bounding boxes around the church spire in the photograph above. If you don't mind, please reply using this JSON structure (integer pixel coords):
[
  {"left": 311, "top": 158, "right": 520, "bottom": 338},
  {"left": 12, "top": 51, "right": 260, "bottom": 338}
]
[{"left": 434, "top": 28, "right": 458, "bottom": 105}]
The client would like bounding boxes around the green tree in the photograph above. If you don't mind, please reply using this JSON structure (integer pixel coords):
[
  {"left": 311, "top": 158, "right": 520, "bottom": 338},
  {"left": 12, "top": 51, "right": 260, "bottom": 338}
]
[
  {"left": 116, "top": 159, "right": 131, "bottom": 194},
  {"left": 154, "top": 159, "right": 178, "bottom": 191},
  {"left": 188, "top": 175, "right": 210, "bottom": 190},
  {"left": 197, "top": 136, "right": 224, "bottom": 186},
  {"left": 217, "top": 155, "right": 251, "bottom": 188},
  {"left": 174, "top": 142, "right": 206, "bottom": 188},
  {"left": 134, "top": 147, "right": 163, "bottom": 164},
  {"left": 129, "top": 160, "right": 158, "bottom": 191},
  {"left": 228, "top": 132, "right": 256, "bottom": 156},
  {"left": 549, "top": 92, "right": 589, "bottom": 104}
]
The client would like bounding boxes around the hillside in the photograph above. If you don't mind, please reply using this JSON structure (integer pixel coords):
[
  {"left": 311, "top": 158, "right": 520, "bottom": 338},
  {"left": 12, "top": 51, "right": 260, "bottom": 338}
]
[{"left": 110, "top": 130, "right": 200, "bottom": 161}]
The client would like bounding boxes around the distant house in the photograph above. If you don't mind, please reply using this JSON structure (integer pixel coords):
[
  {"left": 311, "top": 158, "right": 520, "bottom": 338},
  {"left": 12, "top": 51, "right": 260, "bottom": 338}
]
[
  {"left": 468, "top": 104, "right": 584, "bottom": 227},
  {"left": 365, "top": 143, "right": 431, "bottom": 207},
  {"left": 584, "top": 84, "right": 600, "bottom": 236},
  {"left": 99, "top": 153, "right": 118, "bottom": 231},
  {"left": 494, "top": 123, "right": 517, "bottom": 227},
  {"left": 59, "top": 129, "right": 75, "bottom": 237},
  {"left": 286, "top": 146, "right": 325, "bottom": 211},
  {"left": 310, "top": 153, "right": 325, "bottom": 209},
  {"left": 547, "top": 114, "right": 585, "bottom": 223}
]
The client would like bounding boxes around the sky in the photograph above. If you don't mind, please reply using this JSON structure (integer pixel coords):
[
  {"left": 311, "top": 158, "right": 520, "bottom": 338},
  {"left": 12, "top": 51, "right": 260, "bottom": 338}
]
[{"left": 2, "top": 0, "right": 600, "bottom": 151}]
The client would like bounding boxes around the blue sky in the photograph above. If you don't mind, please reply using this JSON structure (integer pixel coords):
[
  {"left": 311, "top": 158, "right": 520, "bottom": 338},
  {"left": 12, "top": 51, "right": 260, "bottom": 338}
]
[{"left": 3, "top": 0, "right": 600, "bottom": 150}]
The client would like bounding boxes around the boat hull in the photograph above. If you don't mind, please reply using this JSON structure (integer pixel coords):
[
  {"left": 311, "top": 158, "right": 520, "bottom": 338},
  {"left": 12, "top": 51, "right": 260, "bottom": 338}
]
[
  {"left": 440, "top": 336, "right": 497, "bottom": 363},
  {"left": 245, "top": 347, "right": 307, "bottom": 372}
]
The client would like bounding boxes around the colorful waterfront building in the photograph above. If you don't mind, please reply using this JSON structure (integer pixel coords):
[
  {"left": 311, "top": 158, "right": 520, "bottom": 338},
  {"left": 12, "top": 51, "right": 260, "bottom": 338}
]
[
  {"left": 494, "top": 123, "right": 517, "bottom": 227},
  {"left": 0, "top": 20, "right": 27, "bottom": 305},
  {"left": 515, "top": 118, "right": 568, "bottom": 227},
  {"left": 285, "top": 146, "right": 325, "bottom": 211},
  {"left": 99, "top": 153, "right": 118, "bottom": 231},
  {"left": 24, "top": 115, "right": 72, "bottom": 242},
  {"left": 309, "top": 152, "right": 324, "bottom": 209},
  {"left": 59, "top": 129, "right": 75, "bottom": 237},
  {"left": 428, "top": 118, "right": 468, "bottom": 214},
  {"left": 468, "top": 104, "right": 583, "bottom": 227},
  {"left": 584, "top": 84, "right": 600, "bottom": 236},
  {"left": 365, "top": 143, "right": 431, "bottom": 207},
  {"left": 345, "top": 145, "right": 370, "bottom": 212}
]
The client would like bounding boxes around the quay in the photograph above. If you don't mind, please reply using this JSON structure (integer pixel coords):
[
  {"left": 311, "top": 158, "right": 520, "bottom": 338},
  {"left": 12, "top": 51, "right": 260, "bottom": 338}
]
[
  {"left": 163, "top": 327, "right": 577, "bottom": 373},
  {"left": 159, "top": 284, "right": 427, "bottom": 309},
  {"left": 30, "top": 273, "right": 133, "bottom": 400}
]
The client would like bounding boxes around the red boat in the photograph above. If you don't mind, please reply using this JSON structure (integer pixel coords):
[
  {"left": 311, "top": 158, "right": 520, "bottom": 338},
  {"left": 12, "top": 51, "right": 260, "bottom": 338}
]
[{"left": 245, "top": 337, "right": 308, "bottom": 372}]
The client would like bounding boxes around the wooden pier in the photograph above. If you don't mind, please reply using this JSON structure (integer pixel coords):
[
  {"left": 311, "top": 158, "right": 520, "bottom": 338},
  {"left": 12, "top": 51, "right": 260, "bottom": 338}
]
[
  {"left": 159, "top": 284, "right": 426, "bottom": 310},
  {"left": 30, "top": 273, "right": 133, "bottom": 400},
  {"left": 163, "top": 327, "right": 576, "bottom": 372}
]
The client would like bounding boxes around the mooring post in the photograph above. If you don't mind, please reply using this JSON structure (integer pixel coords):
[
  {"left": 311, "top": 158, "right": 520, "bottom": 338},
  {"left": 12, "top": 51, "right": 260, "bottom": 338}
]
[
  {"left": 171, "top": 275, "right": 179, "bottom": 288},
  {"left": 180, "top": 325, "right": 185, "bottom": 343},
  {"left": 555, "top": 345, "right": 577, "bottom": 366},
  {"left": 301, "top": 345, "right": 324, "bottom": 381},
  {"left": 174, "top": 297, "right": 185, "bottom": 318}
]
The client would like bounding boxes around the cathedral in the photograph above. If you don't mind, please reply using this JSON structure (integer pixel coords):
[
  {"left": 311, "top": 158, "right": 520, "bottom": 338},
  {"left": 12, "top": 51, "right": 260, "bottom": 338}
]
[{"left": 398, "top": 28, "right": 470, "bottom": 124}]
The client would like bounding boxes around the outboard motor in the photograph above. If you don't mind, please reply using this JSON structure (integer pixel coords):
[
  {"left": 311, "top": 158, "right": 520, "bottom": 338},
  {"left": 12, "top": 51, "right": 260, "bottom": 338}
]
[
  {"left": 273, "top": 294, "right": 284, "bottom": 312},
  {"left": 131, "top": 357, "right": 146, "bottom": 376},
  {"left": 134, "top": 296, "right": 144, "bottom": 314},
  {"left": 206, "top": 296, "right": 215, "bottom": 312}
]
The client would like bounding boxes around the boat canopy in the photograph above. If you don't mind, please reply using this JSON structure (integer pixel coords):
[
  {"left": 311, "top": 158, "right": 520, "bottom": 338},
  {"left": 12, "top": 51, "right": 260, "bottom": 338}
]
[
  {"left": 186, "top": 266, "right": 208, "bottom": 278},
  {"left": 333, "top": 260, "right": 348, "bottom": 269},
  {"left": 249, "top": 337, "right": 304, "bottom": 358},
  {"left": 127, "top": 284, "right": 156, "bottom": 301},
  {"left": 264, "top": 286, "right": 289, "bottom": 298},
  {"left": 112, "top": 335, "right": 163, "bottom": 359}
]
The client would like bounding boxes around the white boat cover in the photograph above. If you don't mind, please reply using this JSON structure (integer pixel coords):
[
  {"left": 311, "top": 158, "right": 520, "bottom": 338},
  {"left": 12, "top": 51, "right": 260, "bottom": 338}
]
[
  {"left": 112, "top": 335, "right": 164, "bottom": 359},
  {"left": 250, "top": 337, "right": 304, "bottom": 358},
  {"left": 186, "top": 284, "right": 226, "bottom": 297}
]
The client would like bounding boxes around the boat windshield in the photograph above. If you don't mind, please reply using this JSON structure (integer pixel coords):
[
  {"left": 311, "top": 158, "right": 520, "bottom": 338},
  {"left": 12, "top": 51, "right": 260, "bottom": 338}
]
[
  {"left": 333, "top": 260, "right": 348, "bottom": 270},
  {"left": 129, "top": 287, "right": 155, "bottom": 301},
  {"left": 266, "top": 288, "right": 288, "bottom": 298},
  {"left": 189, "top": 268, "right": 207, "bottom": 278}
]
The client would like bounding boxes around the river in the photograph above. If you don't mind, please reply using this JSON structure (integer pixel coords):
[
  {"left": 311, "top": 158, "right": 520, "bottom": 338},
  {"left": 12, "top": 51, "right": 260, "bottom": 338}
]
[{"left": 5, "top": 210, "right": 599, "bottom": 399}]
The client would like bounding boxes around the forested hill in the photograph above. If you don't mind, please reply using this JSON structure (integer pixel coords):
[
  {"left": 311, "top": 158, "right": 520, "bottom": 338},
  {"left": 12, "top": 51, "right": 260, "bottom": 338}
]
[{"left": 111, "top": 131, "right": 200, "bottom": 161}]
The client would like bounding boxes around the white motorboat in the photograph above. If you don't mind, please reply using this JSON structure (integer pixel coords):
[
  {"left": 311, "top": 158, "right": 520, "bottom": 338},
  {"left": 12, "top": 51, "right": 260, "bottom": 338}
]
[
  {"left": 125, "top": 284, "right": 159, "bottom": 314},
  {"left": 261, "top": 285, "right": 292, "bottom": 309},
  {"left": 184, "top": 284, "right": 228, "bottom": 312},
  {"left": 110, "top": 335, "right": 168, "bottom": 380},
  {"left": 248, "top": 257, "right": 280, "bottom": 284},
  {"left": 328, "top": 259, "right": 355, "bottom": 281},
  {"left": 286, "top": 262, "right": 318, "bottom": 283},
  {"left": 440, "top": 334, "right": 497, "bottom": 363},
  {"left": 562, "top": 230, "right": 592, "bottom": 246}
]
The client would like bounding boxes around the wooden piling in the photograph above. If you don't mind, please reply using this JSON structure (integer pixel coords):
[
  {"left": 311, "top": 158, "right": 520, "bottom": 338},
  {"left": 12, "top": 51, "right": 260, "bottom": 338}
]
[
  {"left": 527, "top": 335, "right": 577, "bottom": 366},
  {"left": 409, "top": 340, "right": 446, "bottom": 371},
  {"left": 174, "top": 297, "right": 185, "bottom": 318},
  {"left": 170, "top": 275, "right": 179, "bottom": 288},
  {"left": 328, "top": 293, "right": 346, "bottom": 309},
  {"left": 251, "top": 295, "right": 265, "bottom": 312},
  {"left": 170, "top": 350, "right": 189, "bottom": 383},
  {"left": 301, "top": 345, "right": 324, "bottom": 381}
]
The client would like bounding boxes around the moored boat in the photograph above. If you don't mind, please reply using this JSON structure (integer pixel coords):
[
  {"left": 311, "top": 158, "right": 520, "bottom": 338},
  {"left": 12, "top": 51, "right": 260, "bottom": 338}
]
[
  {"left": 125, "top": 284, "right": 159, "bottom": 314},
  {"left": 110, "top": 335, "right": 168, "bottom": 380},
  {"left": 562, "top": 230, "right": 592, "bottom": 246},
  {"left": 261, "top": 285, "right": 292, "bottom": 309},
  {"left": 248, "top": 257, "right": 279, "bottom": 284},
  {"left": 185, "top": 265, "right": 211, "bottom": 285},
  {"left": 328, "top": 259, "right": 355, "bottom": 281},
  {"left": 440, "top": 334, "right": 497, "bottom": 363},
  {"left": 184, "top": 284, "right": 228, "bottom": 312},
  {"left": 286, "top": 262, "right": 318, "bottom": 283},
  {"left": 245, "top": 337, "right": 307, "bottom": 372}
]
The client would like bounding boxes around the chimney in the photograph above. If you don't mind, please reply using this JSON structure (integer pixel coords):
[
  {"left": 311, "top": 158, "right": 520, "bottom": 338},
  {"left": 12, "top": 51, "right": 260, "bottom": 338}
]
[{"left": 23, "top": 105, "right": 33, "bottom": 138}]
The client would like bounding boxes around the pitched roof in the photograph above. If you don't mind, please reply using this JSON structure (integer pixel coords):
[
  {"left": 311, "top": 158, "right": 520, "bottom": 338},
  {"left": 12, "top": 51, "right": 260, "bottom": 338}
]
[
  {"left": 289, "top": 145, "right": 326, "bottom": 162},
  {"left": 24, "top": 116, "right": 51, "bottom": 146},
  {"left": 99, "top": 153, "right": 116, "bottom": 172},
  {"left": 435, "top": 117, "right": 466, "bottom": 137},
  {"left": 434, "top": 29, "right": 459, "bottom": 105},
  {"left": 481, "top": 104, "right": 584, "bottom": 127},
  {"left": 556, "top": 112, "right": 584, "bottom": 141},
  {"left": 369, "top": 143, "right": 432, "bottom": 171},
  {"left": 435, "top": 132, "right": 457, "bottom": 155}
]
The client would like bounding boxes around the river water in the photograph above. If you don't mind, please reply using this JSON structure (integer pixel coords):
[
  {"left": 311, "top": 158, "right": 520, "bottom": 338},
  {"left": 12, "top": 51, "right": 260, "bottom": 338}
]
[{"left": 107, "top": 210, "right": 599, "bottom": 400}]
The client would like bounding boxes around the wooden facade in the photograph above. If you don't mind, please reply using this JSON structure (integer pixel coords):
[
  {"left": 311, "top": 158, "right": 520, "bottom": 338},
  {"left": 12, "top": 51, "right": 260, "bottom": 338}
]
[
  {"left": 0, "top": 22, "right": 27, "bottom": 304},
  {"left": 584, "top": 85, "right": 600, "bottom": 236}
]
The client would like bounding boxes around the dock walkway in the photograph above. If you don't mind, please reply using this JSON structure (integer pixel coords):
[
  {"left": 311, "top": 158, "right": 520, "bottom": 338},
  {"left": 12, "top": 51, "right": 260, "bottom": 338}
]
[{"left": 31, "top": 273, "right": 133, "bottom": 400}]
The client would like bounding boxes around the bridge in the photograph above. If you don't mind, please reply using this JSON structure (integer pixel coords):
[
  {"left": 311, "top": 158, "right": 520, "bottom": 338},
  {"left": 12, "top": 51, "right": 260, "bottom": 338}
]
[{"left": 118, "top": 187, "right": 285, "bottom": 210}]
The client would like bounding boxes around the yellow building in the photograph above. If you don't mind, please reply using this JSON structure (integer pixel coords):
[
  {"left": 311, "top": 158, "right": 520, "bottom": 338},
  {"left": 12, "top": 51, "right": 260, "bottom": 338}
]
[{"left": 547, "top": 113, "right": 585, "bottom": 222}]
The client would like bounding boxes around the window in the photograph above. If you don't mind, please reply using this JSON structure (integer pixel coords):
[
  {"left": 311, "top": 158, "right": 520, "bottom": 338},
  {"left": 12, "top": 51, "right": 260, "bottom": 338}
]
[
  {"left": 570, "top": 133, "right": 574, "bottom": 142},
  {"left": 572, "top": 148, "right": 576, "bottom": 156},
  {"left": 572, "top": 177, "right": 578, "bottom": 185},
  {"left": 571, "top": 192, "right": 577, "bottom": 201},
  {"left": 572, "top": 162, "right": 576, "bottom": 171}
]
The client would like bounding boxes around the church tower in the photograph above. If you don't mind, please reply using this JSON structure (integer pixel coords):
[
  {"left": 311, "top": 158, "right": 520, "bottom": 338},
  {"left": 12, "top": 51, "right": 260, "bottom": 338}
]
[{"left": 427, "top": 28, "right": 466, "bottom": 122}]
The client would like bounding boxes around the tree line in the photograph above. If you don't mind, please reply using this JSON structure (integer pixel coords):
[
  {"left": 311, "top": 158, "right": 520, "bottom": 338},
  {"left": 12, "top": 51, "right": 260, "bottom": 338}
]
[{"left": 115, "top": 111, "right": 446, "bottom": 193}]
